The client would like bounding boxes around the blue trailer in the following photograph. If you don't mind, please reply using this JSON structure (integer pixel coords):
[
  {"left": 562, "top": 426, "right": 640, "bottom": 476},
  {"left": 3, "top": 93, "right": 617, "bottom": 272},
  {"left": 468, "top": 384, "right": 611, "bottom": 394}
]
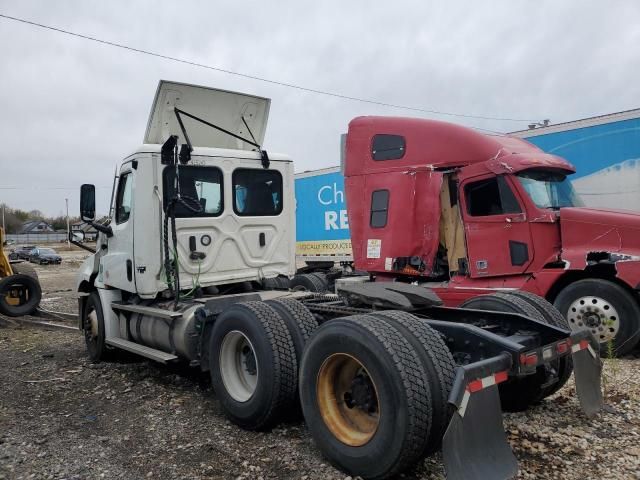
[
  {"left": 294, "top": 108, "right": 640, "bottom": 266},
  {"left": 294, "top": 166, "right": 353, "bottom": 264},
  {"left": 510, "top": 108, "right": 640, "bottom": 210}
]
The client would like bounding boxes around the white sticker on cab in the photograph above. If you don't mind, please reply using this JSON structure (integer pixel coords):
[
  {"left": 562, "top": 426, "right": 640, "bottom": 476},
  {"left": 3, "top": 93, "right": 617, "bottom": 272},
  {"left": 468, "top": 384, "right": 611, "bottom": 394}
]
[{"left": 367, "top": 239, "right": 382, "bottom": 259}]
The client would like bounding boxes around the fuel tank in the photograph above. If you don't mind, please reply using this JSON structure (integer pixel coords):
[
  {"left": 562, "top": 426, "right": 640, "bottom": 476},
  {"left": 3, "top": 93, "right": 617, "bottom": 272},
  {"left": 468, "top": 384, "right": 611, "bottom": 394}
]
[{"left": 127, "top": 304, "right": 201, "bottom": 361}]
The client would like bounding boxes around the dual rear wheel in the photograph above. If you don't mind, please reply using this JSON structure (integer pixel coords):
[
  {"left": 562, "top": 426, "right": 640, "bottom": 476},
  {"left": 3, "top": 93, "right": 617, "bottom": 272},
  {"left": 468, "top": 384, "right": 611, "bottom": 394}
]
[
  {"left": 208, "top": 299, "right": 318, "bottom": 429},
  {"left": 209, "top": 303, "right": 456, "bottom": 479},
  {"left": 301, "top": 312, "right": 455, "bottom": 479}
]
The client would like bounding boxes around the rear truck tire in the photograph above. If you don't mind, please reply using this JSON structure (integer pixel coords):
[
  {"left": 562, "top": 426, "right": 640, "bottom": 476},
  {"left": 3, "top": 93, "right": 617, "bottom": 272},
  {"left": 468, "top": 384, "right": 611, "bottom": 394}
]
[
  {"left": 299, "top": 314, "right": 432, "bottom": 480},
  {"left": 553, "top": 278, "right": 640, "bottom": 357},
  {"left": 290, "top": 273, "right": 327, "bottom": 293},
  {"left": 369, "top": 310, "right": 456, "bottom": 455},
  {"left": 506, "top": 291, "right": 573, "bottom": 398},
  {"left": 265, "top": 298, "right": 318, "bottom": 359},
  {"left": 460, "top": 293, "right": 554, "bottom": 412},
  {"left": 266, "top": 298, "right": 318, "bottom": 413},
  {"left": 10, "top": 262, "right": 39, "bottom": 283},
  {"left": 0, "top": 273, "right": 42, "bottom": 317},
  {"left": 310, "top": 272, "right": 330, "bottom": 291},
  {"left": 209, "top": 301, "right": 297, "bottom": 430},
  {"left": 275, "top": 276, "right": 291, "bottom": 290},
  {"left": 83, "top": 292, "right": 110, "bottom": 363},
  {"left": 261, "top": 277, "right": 279, "bottom": 290},
  {"left": 261, "top": 276, "right": 291, "bottom": 291}
]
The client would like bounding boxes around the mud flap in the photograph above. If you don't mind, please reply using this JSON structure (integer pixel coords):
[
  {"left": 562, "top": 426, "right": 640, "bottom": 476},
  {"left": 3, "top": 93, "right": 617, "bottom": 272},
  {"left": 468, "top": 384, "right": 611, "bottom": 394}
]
[
  {"left": 442, "top": 354, "right": 518, "bottom": 480},
  {"left": 572, "top": 338, "right": 603, "bottom": 417}
]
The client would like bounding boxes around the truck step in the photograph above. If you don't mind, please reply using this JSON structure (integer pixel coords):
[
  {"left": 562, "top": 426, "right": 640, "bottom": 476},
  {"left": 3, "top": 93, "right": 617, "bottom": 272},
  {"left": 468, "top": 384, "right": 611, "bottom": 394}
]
[
  {"left": 111, "top": 302, "right": 183, "bottom": 319},
  {"left": 105, "top": 337, "right": 178, "bottom": 363}
]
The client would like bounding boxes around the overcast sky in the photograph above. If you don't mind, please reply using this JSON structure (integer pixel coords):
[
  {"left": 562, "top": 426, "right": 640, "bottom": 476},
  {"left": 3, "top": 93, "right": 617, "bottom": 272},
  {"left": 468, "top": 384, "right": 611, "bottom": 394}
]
[{"left": 1, "top": 0, "right": 639, "bottom": 216}]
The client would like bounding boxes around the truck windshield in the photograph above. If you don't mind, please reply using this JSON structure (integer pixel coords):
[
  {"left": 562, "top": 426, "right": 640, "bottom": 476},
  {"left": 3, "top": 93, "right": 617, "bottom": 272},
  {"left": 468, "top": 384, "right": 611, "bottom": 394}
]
[{"left": 516, "top": 169, "right": 584, "bottom": 209}]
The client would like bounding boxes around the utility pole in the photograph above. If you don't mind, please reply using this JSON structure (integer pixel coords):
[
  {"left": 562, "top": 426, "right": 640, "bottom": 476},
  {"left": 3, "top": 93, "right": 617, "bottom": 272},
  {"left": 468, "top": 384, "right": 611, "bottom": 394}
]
[
  {"left": 1, "top": 204, "right": 5, "bottom": 234},
  {"left": 65, "top": 198, "right": 70, "bottom": 250}
]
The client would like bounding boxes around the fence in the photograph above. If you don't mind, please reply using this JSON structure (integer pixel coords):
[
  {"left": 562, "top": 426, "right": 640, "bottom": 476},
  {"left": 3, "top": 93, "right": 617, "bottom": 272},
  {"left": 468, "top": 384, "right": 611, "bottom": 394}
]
[{"left": 5, "top": 233, "right": 70, "bottom": 245}]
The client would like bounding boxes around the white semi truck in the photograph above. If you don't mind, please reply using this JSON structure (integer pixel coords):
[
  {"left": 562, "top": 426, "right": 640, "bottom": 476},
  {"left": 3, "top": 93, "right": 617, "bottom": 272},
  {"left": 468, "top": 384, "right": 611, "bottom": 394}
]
[{"left": 72, "top": 81, "right": 603, "bottom": 480}]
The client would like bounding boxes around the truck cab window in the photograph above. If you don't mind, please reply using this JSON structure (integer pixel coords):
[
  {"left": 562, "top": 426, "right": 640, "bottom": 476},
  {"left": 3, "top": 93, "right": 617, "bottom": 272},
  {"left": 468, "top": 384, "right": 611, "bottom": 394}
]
[
  {"left": 370, "top": 189, "right": 390, "bottom": 228},
  {"left": 464, "top": 176, "right": 521, "bottom": 216},
  {"left": 115, "top": 172, "right": 133, "bottom": 224},
  {"left": 163, "top": 166, "right": 223, "bottom": 217},
  {"left": 233, "top": 168, "right": 283, "bottom": 216},
  {"left": 517, "top": 169, "right": 584, "bottom": 209}
]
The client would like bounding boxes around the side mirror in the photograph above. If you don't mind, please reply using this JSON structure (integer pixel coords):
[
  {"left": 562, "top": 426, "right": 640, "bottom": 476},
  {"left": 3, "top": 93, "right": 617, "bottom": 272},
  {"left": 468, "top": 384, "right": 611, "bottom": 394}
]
[
  {"left": 80, "top": 184, "right": 96, "bottom": 222},
  {"left": 71, "top": 230, "right": 85, "bottom": 242}
]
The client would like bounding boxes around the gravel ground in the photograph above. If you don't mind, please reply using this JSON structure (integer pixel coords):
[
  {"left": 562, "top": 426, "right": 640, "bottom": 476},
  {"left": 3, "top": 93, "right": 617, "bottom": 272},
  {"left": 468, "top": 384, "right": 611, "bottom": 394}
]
[
  {"left": 1, "top": 248, "right": 639, "bottom": 479},
  {"left": 1, "top": 325, "right": 638, "bottom": 480}
]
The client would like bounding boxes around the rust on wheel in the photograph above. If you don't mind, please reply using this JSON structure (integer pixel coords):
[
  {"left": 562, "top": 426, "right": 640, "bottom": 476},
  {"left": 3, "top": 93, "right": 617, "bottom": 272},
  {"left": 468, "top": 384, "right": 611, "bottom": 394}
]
[{"left": 316, "top": 353, "right": 380, "bottom": 447}]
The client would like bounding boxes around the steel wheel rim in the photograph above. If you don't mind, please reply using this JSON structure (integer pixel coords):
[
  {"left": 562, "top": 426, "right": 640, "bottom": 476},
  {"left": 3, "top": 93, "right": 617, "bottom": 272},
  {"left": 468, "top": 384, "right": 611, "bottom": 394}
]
[
  {"left": 316, "top": 353, "right": 380, "bottom": 447},
  {"left": 567, "top": 296, "right": 620, "bottom": 342},
  {"left": 84, "top": 308, "right": 99, "bottom": 342},
  {"left": 219, "top": 330, "right": 258, "bottom": 402}
]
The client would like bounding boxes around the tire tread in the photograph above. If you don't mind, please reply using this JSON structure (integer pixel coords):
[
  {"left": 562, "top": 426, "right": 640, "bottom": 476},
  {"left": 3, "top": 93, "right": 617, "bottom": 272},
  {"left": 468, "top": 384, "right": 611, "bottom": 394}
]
[
  {"left": 345, "top": 314, "right": 432, "bottom": 477},
  {"left": 371, "top": 310, "right": 456, "bottom": 454}
]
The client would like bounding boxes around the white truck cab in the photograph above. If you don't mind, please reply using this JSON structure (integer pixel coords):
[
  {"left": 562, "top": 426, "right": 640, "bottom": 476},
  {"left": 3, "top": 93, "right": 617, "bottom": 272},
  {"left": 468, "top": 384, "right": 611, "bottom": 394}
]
[{"left": 76, "top": 81, "right": 295, "bottom": 300}]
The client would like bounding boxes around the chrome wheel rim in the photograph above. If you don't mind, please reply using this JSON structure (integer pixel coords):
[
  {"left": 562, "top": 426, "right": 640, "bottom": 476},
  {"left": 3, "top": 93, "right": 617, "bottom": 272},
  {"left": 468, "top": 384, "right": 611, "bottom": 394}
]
[
  {"left": 567, "top": 296, "right": 619, "bottom": 342},
  {"left": 219, "top": 330, "right": 258, "bottom": 402}
]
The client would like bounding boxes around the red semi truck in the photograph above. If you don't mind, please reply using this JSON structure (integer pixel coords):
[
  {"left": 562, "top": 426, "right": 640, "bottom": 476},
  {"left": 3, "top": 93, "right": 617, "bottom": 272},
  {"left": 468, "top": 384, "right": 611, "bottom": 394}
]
[{"left": 343, "top": 116, "right": 640, "bottom": 356}]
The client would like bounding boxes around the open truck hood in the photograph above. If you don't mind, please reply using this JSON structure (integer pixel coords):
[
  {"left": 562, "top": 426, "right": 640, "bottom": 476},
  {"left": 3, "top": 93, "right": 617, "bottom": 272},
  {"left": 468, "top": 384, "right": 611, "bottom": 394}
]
[{"left": 144, "top": 80, "right": 270, "bottom": 150}]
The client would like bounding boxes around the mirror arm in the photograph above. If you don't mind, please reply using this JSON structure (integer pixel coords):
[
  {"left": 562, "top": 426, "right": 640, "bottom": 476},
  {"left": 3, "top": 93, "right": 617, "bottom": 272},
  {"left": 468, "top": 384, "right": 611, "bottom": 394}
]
[
  {"left": 90, "top": 221, "right": 113, "bottom": 238},
  {"left": 69, "top": 231, "right": 96, "bottom": 253}
]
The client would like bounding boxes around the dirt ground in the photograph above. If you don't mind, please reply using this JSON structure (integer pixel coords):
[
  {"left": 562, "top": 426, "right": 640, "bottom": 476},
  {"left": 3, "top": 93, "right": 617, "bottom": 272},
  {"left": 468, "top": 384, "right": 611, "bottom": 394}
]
[{"left": 1, "top": 250, "right": 639, "bottom": 480}]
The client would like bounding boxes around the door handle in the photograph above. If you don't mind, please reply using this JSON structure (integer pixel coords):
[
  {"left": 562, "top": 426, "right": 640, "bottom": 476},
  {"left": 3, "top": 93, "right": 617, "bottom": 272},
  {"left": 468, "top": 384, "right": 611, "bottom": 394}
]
[
  {"left": 506, "top": 214, "right": 526, "bottom": 223},
  {"left": 126, "top": 259, "right": 133, "bottom": 282}
]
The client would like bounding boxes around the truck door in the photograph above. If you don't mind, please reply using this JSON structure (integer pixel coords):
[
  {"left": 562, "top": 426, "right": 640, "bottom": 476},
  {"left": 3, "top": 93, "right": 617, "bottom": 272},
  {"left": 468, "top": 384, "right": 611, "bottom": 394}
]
[
  {"left": 460, "top": 174, "right": 533, "bottom": 278},
  {"left": 100, "top": 164, "right": 136, "bottom": 292}
]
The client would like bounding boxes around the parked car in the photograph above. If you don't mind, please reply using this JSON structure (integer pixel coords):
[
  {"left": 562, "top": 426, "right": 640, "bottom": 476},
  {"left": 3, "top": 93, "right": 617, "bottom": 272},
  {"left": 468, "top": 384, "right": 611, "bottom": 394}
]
[
  {"left": 15, "top": 245, "right": 36, "bottom": 260},
  {"left": 29, "top": 247, "right": 62, "bottom": 265},
  {"left": 7, "top": 249, "right": 19, "bottom": 261}
]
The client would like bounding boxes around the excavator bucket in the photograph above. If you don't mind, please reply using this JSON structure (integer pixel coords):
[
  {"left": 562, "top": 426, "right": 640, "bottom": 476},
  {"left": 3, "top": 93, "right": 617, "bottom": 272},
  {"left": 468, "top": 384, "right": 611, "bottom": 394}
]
[{"left": 442, "top": 354, "right": 518, "bottom": 480}]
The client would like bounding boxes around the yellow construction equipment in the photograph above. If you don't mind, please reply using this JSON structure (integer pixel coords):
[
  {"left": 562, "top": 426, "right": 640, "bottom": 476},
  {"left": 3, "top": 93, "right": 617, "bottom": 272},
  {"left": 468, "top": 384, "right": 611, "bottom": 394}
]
[{"left": 0, "top": 227, "right": 41, "bottom": 316}]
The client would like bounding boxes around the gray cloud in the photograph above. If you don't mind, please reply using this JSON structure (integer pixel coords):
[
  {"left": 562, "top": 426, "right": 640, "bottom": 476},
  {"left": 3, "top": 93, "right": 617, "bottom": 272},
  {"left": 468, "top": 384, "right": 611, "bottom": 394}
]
[{"left": 0, "top": 0, "right": 638, "bottom": 215}]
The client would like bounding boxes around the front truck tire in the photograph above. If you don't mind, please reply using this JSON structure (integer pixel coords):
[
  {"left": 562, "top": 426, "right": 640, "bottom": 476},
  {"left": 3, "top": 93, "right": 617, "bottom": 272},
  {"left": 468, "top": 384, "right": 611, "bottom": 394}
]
[
  {"left": 369, "top": 310, "right": 456, "bottom": 455},
  {"left": 82, "top": 292, "right": 111, "bottom": 363},
  {"left": 300, "top": 314, "right": 433, "bottom": 480},
  {"left": 460, "top": 293, "right": 559, "bottom": 412},
  {"left": 209, "top": 301, "right": 298, "bottom": 430},
  {"left": 553, "top": 278, "right": 640, "bottom": 357}
]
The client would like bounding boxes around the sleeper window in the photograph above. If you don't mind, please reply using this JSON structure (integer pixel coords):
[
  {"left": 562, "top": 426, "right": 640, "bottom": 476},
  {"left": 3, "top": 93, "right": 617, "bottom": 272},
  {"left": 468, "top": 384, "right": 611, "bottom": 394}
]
[
  {"left": 370, "top": 189, "right": 390, "bottom": 228},
  {"left": 233, "top": 168, "right": 283, "bottom": 216},
  {"left": 372, "top": 134, "right": 406, "bottom": 160},
  {"left": 163, "top": 166, "right": 223, "bottom": 217}
]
